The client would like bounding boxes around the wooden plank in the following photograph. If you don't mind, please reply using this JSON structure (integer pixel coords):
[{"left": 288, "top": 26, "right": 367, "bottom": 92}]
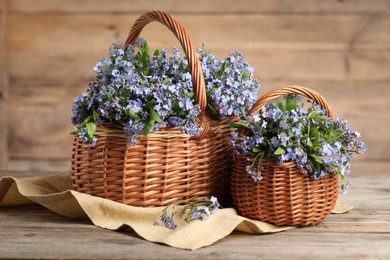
[
  {"left": 0, "top": 175, "right": 389, "bottom": 259},
  {"left": 6, "top": 81, "right": 388, "bottom": 162},
  {"left": 6, "top": 0, "right": 390, "bottom": 14},
  {"left": 6, "top": 13, "right": 390, "bottom": 50},
  {"left": 0, "top": 0, "right": 8, "bottom": 170},
  {"left": 0, "top": 170, "right": 57, "bottom": 178},
  {"left": 6, "top": 14, "right": 390, "bottom": 84},
  {"left": 350, "top": 161, "right": 390, "bottom": 177},
  {"left": 7, "top": 96, "right": 75, "bottom": 160},
  {"left": 8, "top": 49, "right": 390, "bottom": 84},
  {"left": 0, "top": 225, "right": 388, "bottom": 259},
  {"left": 245, "top": 50, "right": 390, "bottom": 82},
  {"left": 7, "top": 159, "right": 71, "bottom": 172},
  {"left": 7, "top": 49, "right": 390, "bottom": 85},
  {"left": 6, "top": 84, "right": 80, "bottom": 163}
]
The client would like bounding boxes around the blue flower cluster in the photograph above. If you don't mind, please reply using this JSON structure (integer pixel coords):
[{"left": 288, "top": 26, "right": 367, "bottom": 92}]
[
  {"left": 198, "top": 49, "right": 260, "bottom": 119},
  {"left": 71, "top": 39, "right": 260, "bottom": 145},
  {"left": 230, "top": 95, "right": 367, "bottom": 180}
]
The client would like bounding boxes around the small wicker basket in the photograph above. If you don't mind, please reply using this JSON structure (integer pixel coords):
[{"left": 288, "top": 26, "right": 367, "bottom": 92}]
[
  {"left": 71, "top": 11, "right": 233, "bottom": 207},
  {"left": 231, "top": 86, "right": 339, "bottom": 226}
]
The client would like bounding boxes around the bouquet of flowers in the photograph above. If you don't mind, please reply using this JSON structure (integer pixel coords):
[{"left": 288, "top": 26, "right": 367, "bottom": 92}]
[
  {"left": 229, "top": 85, "right": 367, "bottom": 226},
  {"left": 71, "top": 39, "right": 260, "bottom": 145},
  {"left": 230, "top": 93, "right": 367, "bottom": 183}
]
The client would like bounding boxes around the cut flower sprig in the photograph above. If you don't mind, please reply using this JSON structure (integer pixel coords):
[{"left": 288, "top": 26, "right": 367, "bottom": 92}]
[
  {"left": 230, "top": 94, "right": 367, "bottom": 183},
  {"left": 156, "top": 196, "right": 221, "bottom": 230}
]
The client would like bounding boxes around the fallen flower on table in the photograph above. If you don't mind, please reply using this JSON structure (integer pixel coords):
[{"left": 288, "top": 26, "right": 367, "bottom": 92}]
[{"left": 155, "top": 196, "right": 221, "bottom": 230}]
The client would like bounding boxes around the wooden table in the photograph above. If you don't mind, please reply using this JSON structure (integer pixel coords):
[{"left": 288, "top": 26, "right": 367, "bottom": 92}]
[{"left": 1, "top": 167, "right": 389, "bottom": 259}]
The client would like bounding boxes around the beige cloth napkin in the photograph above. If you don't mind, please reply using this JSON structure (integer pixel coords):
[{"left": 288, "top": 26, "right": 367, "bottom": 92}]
[{"left": 0, "top": 171, "right": 353, "bottom": 250}]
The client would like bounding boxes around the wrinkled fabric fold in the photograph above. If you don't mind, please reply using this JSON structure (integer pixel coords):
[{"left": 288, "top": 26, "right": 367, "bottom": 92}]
[{"left": 0, "top": 171, "right": 353, "bottom": 250}]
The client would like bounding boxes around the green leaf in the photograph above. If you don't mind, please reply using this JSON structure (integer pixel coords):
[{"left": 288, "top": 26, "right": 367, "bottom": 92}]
[
  {"left": 228, "top": 122, "right": 244, "bottom": 129},
  {"left": 207, "top": 88, "right": 217, "bottom": 98},
  {"left": 70, "top": 129, "right": 80, "bottom": 136},
  {"left": 141, "top": 51, "right": 149, "bottom": 64},
  {"left": 274, "top": 147, "right": 286, "bottom": 155},
  {"left": 307, "top": 138, "right": 313, "bottom": 148},
  {"left": 309, "top": 154, "right": 322, "bottom": 164},
  {"left": 286, "top": 96, "right": 298, "bottom": 111},
  {"left": 92, "top": 111, "right": 99, "bottom": 121},
  {"left": 150, "top": 108, "right": 163, "bottom": 123},
  {"left": 143, "top": 67, "right": 151, "bottom": 75},
  {"left": 145, "top": 100, "right": 155, "bottom": 110},
  {"left": 77, "top": 115, "right": 93, "bottom": 128},
  {"left": 128, "top": 110, "right": 141, "bottom": 120},
  {"left": 288, "top": 129, "right": 294, "bottom": 137},
  {"left": 143, "top": 42, "right": 150, "bottom": 58},
  {"left": 186, "top": 92, "right": 195, "bottom": 99},
  {"left": 172, "top": 101, "right": 180, "bottom": 111},
  {"left": 137, "top": 41, "right": 150, "bottom": 71},
  {"left": 162, "top": 78, "right": 170, "bottom": 85},
  {"left": 207, "top": 104, "right": 220, "bottom": 119},
  {"left": 86, "top": 122, "right": 96, "bottom": 139},
  {"left": 102, "top": 86, "right": 113, "bottom": 101},
  {"left": 314, "top": 131, "right": 320, "bottom": 146},
  {"left": 215, "top": 62, "right": 226, "bottom": 78},
  {"left": 153, "top": 49, "right": 160, "bottom": 56},
  {"left": 252, "top": 147, "right": 262, "bottom": 153},
  {"left": 141, "top": 120, "right": 153, "bottom": 136},
  {"left": 122, "top": 88, "right": 131, "bottom": 100},
  {"left": 312, "top": 116, "right": 322, "bottom": 122},
  {"left": 277, "top": 100, "right": 285, "bottom": 111},
  {"left": 308, "top": 110, "right": 316, "bottom": 119}
]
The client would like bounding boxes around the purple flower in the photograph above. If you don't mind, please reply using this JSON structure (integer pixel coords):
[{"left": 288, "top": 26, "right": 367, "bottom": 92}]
[
  {"left": 270, "top": 137, "right": 279, "bottom": 148},
  {"left": 280, "top": 119, "right": 289, "bottom": 130},
  {"left": 160, "top": 212, "right": 177, "bottom": 230},
  {"left": 180, "top": 121, "right": 202, "bottom": 136},
  {"left": 250, "top": 112, "right": 261, "bottom": 123},
  {"left": 270, "top": 106, "right": 282, "bottom": 120},
  {"left": 278, "top": 132, "right": 289, "bottom": 146},
  {"left": 246, "top": 165, "right": 263, "bottom": 181},
  {"left": 189, "top": 209, "right": 200, "bottom": 220},
  {"left": 209, "top": 196, "right": 220, "bottom": 214},
  {"left": 356, "top": 141, "right": 368, "bottom": 154}
]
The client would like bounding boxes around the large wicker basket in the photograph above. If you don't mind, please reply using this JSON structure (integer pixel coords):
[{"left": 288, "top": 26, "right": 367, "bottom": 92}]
[
  {"left": 231, "top": 86, "right": 339, "bottom": 226},
  {"left": 71, "top": 11, "right": 233, "bottom": 207}
]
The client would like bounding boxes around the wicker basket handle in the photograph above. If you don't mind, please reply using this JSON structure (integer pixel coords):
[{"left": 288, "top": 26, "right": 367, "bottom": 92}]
[
  {"left": 248, "top": 85, "right": 334, "bottom": 119},
  {"left": 124, "top": 11, "right": 208, "bottom": 119}
]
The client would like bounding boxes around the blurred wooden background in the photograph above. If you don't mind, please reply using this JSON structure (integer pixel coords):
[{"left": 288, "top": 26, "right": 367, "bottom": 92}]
[{"left": 0, "top": 0, "right": 389, "bottom": 173}]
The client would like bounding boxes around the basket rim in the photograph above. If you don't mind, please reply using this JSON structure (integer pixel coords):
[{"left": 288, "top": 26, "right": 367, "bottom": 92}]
[{"left": 86, "top": 117, "right": 235, "bottom": 139}]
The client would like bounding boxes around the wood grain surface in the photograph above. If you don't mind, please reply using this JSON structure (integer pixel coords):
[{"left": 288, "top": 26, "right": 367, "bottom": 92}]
[
  {"left": 6, "top": 0, "right": 390, "bottom": 14},
  {"left": 1, "top": 0, "right": 389, "bottom": 171},
  {"left": 0, "top": 170, "right": 389, "bottom": 259},
  {"left": 0, "top": 0, "right": 8, "bottom": 169}
]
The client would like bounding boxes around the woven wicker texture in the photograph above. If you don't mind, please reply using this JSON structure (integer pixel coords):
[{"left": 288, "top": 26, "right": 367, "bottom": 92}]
[
  {"left": 231, "top": 85, "right": 339, "bottom": 226},
  {"left": 71, "top": 11, "right": 232, "bottom": 207}
]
